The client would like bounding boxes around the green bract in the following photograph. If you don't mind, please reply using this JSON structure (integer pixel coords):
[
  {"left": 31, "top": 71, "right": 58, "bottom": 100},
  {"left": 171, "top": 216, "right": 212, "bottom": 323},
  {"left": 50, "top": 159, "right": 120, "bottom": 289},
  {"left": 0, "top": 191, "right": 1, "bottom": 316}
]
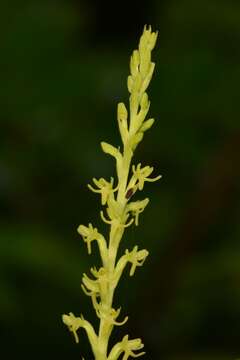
[{"left": 62, "top": 25, "right": 160, "bottom": 360}]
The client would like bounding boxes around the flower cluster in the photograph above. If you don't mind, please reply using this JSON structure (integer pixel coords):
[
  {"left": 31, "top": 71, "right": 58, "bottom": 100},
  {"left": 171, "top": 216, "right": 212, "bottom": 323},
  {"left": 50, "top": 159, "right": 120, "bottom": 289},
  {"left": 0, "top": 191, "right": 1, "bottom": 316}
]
[
  {"left": 62, "top": 25, "right": 160, "bottom": 360},
  {"left": 62, "top": 312, "right": 144, "bottom": 360}
]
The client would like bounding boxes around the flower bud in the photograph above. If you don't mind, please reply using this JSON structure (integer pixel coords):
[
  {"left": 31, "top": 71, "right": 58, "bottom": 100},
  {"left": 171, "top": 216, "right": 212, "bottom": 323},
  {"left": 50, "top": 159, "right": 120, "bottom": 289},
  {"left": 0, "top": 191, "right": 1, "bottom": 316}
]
[{"left": 140, "top": 118, "right": 155, "bottom": 132}]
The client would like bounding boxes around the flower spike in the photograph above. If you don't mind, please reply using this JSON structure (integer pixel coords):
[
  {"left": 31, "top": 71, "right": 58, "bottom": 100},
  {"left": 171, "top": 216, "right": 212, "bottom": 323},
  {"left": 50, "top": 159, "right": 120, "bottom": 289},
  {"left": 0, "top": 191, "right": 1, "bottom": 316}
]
[{"left": 63, "top": 25, "right": 160, "bottom": 360}]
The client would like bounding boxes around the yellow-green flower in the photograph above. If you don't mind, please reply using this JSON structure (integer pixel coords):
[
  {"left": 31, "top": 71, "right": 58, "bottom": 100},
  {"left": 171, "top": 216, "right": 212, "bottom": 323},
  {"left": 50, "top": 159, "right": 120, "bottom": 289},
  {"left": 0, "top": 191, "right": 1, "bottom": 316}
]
[
  {"left": 62, "top": 312, "right": 82, "bottom": 343},
  {"left": 125, "top": 246, "right": 149, "bottom": 276},
  {"left": 126, "top": 198, "right": 149, "bottom": 226},
  {"left": 77, "top": 223, "right": 99, "bottom": 254},
  {"left": 88, "top": 177, "right": 117, "bottom": 205},
  {"left": 131, "top": 163, "right": 162, "bottom": 191}
]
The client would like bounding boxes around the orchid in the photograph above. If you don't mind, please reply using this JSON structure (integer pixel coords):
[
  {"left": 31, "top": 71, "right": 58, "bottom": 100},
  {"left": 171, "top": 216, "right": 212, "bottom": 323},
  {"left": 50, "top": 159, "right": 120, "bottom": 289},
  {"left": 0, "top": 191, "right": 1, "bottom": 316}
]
[
  {"left": 88, "top": 177, "right": 118, "bottom": 205},
  {"left": 62, "top": 25, "right": 160, "bottom": 360},
  {"left": 130, "top": 163, "right": 162, "bottom": 191}
]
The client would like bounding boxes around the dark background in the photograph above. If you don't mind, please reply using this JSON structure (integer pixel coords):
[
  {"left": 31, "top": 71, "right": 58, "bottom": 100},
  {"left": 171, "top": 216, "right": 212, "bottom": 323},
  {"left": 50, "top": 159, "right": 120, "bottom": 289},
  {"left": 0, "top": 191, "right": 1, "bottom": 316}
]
[{"left": 1, "top": 0, "right": 240, "bottom": 359}]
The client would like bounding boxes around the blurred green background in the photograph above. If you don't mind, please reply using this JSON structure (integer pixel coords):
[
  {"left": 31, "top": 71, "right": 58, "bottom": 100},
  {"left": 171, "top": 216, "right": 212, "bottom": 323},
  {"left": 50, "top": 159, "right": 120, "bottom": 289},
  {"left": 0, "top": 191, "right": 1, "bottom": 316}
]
[{"left": 1, "top": 0, "right": 240, "bottom": 359}]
